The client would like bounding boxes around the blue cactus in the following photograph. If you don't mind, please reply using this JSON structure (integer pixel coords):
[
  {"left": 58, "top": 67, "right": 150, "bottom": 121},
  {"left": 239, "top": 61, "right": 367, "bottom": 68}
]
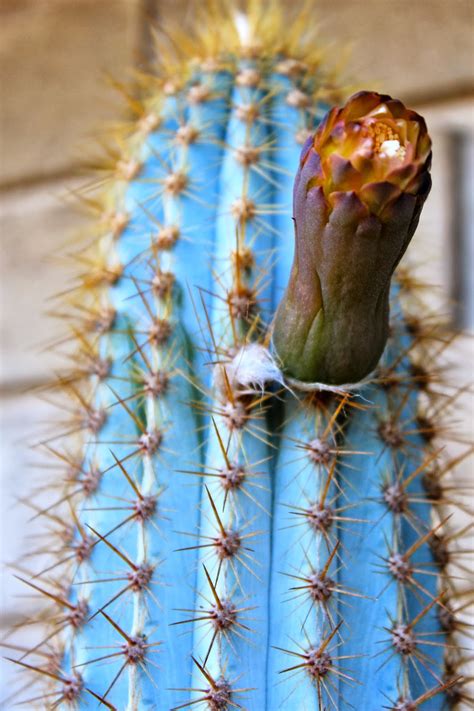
[{"left": 5, "top": 3, "right": 470, "bottom": 711}]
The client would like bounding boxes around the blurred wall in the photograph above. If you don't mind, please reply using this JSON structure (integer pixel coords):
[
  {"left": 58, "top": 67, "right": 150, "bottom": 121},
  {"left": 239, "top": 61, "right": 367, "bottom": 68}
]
[{"left": 0, "top": 0, "right": 473, "bottom": 703}]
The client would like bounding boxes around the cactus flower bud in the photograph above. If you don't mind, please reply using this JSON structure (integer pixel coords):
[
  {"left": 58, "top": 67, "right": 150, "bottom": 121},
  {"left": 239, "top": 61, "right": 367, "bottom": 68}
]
[{"left": 273, "top": 91, "right": 432, "bottom": 385}]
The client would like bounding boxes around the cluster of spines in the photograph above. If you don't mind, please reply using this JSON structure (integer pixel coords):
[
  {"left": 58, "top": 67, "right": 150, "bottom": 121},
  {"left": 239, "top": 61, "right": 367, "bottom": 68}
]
[{"left": 3, "top": 4, "right": 472, "bottom": 710}]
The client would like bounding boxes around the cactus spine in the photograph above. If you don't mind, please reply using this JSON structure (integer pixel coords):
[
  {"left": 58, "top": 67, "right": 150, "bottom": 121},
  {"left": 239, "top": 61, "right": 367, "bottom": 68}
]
[{"left": 5, "top": 3, "right": 471, "bottom": 710}]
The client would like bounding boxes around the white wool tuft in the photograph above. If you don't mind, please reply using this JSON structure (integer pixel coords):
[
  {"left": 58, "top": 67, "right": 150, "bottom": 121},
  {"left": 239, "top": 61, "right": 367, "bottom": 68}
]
[
  {"left": 215, "top": 344, "right": 285, "bottom": 393},
  {"left": 213, "top": 344, "right": 371, "bottom": 398}
]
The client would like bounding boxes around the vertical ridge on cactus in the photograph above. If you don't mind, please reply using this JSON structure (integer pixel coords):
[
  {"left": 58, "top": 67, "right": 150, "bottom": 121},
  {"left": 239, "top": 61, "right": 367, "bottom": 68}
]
[
  {"left": 5, "top": 2, "right": 472, "bottom": 710},
  {"left": 187, "top": 56, "right": 279, "bottom": 710}
]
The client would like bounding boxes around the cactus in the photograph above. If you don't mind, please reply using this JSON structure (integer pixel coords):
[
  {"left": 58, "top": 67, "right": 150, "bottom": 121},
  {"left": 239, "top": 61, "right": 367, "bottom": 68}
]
[{"left": 5, "top": 2, "right": 471, "bottom": 710}]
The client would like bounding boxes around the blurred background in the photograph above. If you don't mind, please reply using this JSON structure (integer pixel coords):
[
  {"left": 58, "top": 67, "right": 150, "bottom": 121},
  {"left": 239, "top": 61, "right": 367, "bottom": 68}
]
[{"left": 0, "top": 0, "right": 473, "bottom": 704}]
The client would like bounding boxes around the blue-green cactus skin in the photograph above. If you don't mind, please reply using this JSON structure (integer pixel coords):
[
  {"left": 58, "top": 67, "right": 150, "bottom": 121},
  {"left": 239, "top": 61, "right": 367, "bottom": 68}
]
[
  {"left": 10, "top": 20, "right": 458, "bottom": 711},
  {"left": 338, "top": 384, "right": 405, "bottom": 708},
  {"left": 338, "top": 317, "right": 446, "bottom": 710},
  {"left": 190, "top": 62, "right": 275, "bottom": 710},
  {"left": 65, "top": 71, "right": 237, "bottom": 708}
]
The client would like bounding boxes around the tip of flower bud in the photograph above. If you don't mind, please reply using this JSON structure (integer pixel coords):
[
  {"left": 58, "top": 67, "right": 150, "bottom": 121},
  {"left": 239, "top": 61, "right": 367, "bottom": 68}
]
[{"left": 302, "top": 90, "right": 431, "bottom": 213}]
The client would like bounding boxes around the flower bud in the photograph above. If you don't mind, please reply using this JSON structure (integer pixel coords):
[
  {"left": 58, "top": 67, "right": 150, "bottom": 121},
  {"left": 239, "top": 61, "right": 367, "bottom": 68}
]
[{"left": 273, "top": 91, "right": 432, "bottom": 385}]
